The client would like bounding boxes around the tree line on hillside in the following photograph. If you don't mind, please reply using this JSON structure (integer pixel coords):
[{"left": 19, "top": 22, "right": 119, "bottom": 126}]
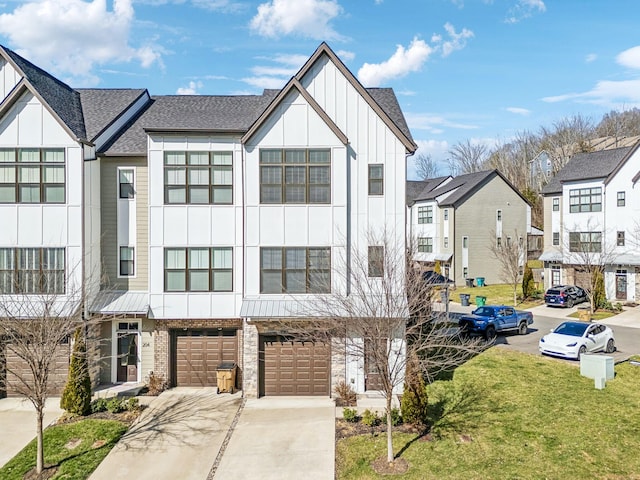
[{"left": 415, "top": 108, "right": 640, "bottom": 227}]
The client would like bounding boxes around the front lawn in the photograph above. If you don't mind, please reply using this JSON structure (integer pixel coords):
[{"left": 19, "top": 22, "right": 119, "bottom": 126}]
[
  {"left": 337, "top": 348, "right": 640, "bottom": 479},
  {"left": 450, "top": 283, "right": 543, "bottom": 308},
  {"left": 0, "top": 419, "right": 128, "bottom": 480}
]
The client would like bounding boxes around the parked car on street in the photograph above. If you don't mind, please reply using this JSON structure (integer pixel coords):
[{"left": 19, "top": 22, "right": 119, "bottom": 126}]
[
  {"left": 539, "top": 321, "right": 615, "bottom": 360},
  {"left": 544, "top": 285, "right": 588, "bottom": 308},
  {"left": 458, "top": 305, "right": 534, "bottom": 340}
]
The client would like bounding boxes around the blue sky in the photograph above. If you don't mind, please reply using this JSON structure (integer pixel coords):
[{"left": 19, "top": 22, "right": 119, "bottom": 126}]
[{"left": 1, "top": 0, "right": 639, "bottom": 178}]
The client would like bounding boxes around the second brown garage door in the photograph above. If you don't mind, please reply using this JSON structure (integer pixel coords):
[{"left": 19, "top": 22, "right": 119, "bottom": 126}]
[
  {"left": 173, "top": 329, "right": 237, "bottom": 387},
  {"left": 261, "top": 336, "right": 330, "bottom": 396}
]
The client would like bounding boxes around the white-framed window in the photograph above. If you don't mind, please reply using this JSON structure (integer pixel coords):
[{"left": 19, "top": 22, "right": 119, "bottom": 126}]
[
  {"left": 569, "top": 232, "right": 601, "bottom": 253},
  {"left": 164, "top": 247, "right": 233, "bottom": 292},
  {"left": 496, "top": 209, "right": 502, "bottom": 221},
  {"left": 0, "top": 248, "right": 65, "bottom": 294},
  {"left": 444, "top": 237, "right": 449, "bottom": 248},
  {"left": 164, "top": 151, "right": 233, "bottom": 204},
  {"left": 368, "top": 164, "right": 384, "bottom": 196},
  {"left": 119, "top": 247, "right": 135, "bottom": 277},
  {"left": 0, "top": 148, "right": 65, "bottom": 204},
  {"left": 417, "top": 206, "right": 433, "bottom": 224},
  {"left": 260, "top": 247, "right": 331, "bottom": 293},
  {"left": 569, "top": 187, "right": 601, "bottom": 213},
  {"left": 418, "top": 237, "right": 433, "bottom": 253},
  {"left": 617, "top": 191, "right": 626, "bottom": 207},
  {"left": 552, "top": 197, "right": 559, "bottom": 211},
  {"left": 119, "top": 169, "right": 135, "bottom": 199},
  {"left": 496, "top": 237, "right": 502, "bottom": 248},
  {"left": 617, "top": 231, "right": 625, "bottom": 246},
  {"left": 444, "top": 209, "right": 449, "bottom": 221},
  {"left": 552, "top": 232, "right": 559, "bottom": 246},
  {"left": 463, "top": 267, "right": 468, "bottom": 278},
  {"left": 462, "top": 236, "right": 468, "bottom": 248}
]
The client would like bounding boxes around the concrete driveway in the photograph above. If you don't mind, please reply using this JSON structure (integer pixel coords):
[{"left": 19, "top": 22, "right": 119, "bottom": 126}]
[
  {"left": 0, "top": 396, "right": 63, "bottom": 468},
  {"left": 89, "top": 388, "right": 241, "bottom": 480},
  {"left": 213, "top": 397, "right": 335, "bottom": 480}
]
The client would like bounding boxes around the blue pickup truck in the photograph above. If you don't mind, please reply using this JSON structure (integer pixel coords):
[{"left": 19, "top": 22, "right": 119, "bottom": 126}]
[{"left": 459, "top": 305, "right": 534, "bottom": 340}]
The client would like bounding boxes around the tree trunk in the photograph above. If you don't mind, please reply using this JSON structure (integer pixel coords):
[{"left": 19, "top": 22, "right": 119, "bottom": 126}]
[
  {"left": 513, "top": 286, "right": 517, "bottom": 307},
  {"left": 386, "top": 395, "right": 394, "bottom": 464},
  {"left": 36, "top": 405, "right": 44, "bottom": 474}
]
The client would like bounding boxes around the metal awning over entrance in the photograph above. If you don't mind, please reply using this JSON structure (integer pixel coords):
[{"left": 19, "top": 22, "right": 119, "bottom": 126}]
[{"left": 89, "top": 291, "right": 149, "bottom": 316}]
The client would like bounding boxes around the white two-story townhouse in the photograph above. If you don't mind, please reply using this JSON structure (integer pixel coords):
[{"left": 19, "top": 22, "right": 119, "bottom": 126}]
[
  {"left": 541, "top": 142, "right": 640, "bottom": 302},
  {"left": 2, "top": 42, "right": 415, "bottom": 398},
  {"left": 407, "top": 170, "right": 531, "bottom": 286},
  {"left": 0, "top": 46, "right": 150, "bottom": 395}
]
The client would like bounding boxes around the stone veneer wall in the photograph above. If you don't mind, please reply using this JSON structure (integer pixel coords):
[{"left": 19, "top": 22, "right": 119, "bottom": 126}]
[
  {"left": 242, "top": 319, "right": 259, "bottom": 398},
  {"left": 153, "top": 318, "right": 243, "bottom": 387},
  {"left": 330, "top": 338, "right": 345, "bottom": 398}
]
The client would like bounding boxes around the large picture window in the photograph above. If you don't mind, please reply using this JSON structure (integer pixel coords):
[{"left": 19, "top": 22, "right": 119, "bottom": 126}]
[
  {"left": 0, "top": 148, "right": 65, "bottom": 203},
  {"left": 164, "top": 247, "right": 233, "bottom": 292},
  {"left": 164, "top": 151, "right": 233, "bottom": 205},
  {"left": 0, "top": 248, "right": 65, "bottom": 294},
  {"left": 417, "top": 206, "right": 433, "bottom": 224},
  {"left": 260, "top": 247, "right": 330, "bottom": 293},
  {"left": 418, "top": 237, "right": 433, "bottom": 253},
  {"left": 260, "top": 149, "right": 330, "bottom": 204},
  {"left": 569, "top": 232, "right": 602, "bottom": 253},
  {"left": 569, "top": 187, "right": 601, "bottom": 213}
]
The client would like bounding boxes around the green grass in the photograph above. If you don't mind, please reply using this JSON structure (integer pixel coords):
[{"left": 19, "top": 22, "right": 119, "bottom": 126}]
[
  {"left": 0, "top": 419, "right": 128, "bottom": 480},
  {"left": 337, "top": 348, "right": 640, "bottom": 480},
  {"left": 451, "top": 283, "right": 543, "bottom": 308},
  {"left": 568, "top": 310, "right": 617, "bottom": 321}
]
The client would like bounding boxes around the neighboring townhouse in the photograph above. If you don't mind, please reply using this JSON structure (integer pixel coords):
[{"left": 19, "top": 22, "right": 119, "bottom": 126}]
[
  {"left": 0, "top": 43, "right": 416, "bottom": 399},
  {"left": 540, "top": 142, "right": 640, "bottom": 302},
  {"left": 407, "top": 170, "right": 531, "bottom": 286}
]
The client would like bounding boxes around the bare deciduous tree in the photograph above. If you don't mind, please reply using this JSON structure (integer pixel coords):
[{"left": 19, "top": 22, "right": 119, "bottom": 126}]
[
  {"left": 538, "top": 114, "right": 595, "bottom": 173},
  {"left": 488, "top": 230, "right": 527, "bottom": 306},
  {"left": 447, "top": 139, "right": 489, "bottom": 176},
  {"left": 280, "top": 232, "right": 486, "bottom": 467},
  {"left": 414, "top": 153, "right": 440, "bottom": 180}
]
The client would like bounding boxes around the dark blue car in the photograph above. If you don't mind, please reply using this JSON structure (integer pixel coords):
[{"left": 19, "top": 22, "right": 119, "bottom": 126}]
[{"left": 544, "top": 285, "right": 588, "bottom": 308}]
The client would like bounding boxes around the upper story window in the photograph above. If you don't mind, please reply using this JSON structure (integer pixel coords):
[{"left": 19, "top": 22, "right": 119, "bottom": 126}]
[
  {"left": 418, "top": 237, "right": 433, "bottom": 253},
  {"left": 496, "top": 210, "right": 502, "bottom": 221},
  {"left": 617, "top": 231, "right": 625, "bottom": 246},
  {"left": 444, "top": 209, "right": 449, "bottom": 221},
  {"left": 417, "top": 206, "right": 433, "bottom": 224},
  {"left": 552, "top": 197, "right": 560, "bottom": 211},
  {"left": 164, "top": 247, "right": 233, "bottom": 292},
  {"left": 617, "top": 191, "right": 626, "bottom": 207},
  {"left": 0, "top": 248, "right": 65, "bottom": 294},
  {"left": 569, "top": 232, "right": 601, "bottom": 253},
  {"left": 444, "top": 237, "right": 449, "bottom": 248},
  {"left": 119, "top": 169, "right": 135, "bottom": 199},
  {"left": 119, "top": 247, "right": 135, "bottom": 277},
  {"left": 368, "top": 246, "right": 384, "bottom": 277},
  {"left": 0, "top": 148, "right": 65, "bottom": 204},
  {"left": 260, "top": 149, "right": 330, "bottom": 204},
  {"left": 462, "top": 236, "right": 468, "bottom": 248},
  {"left": 569, "top": 187, "right": 601, "bottom": 213},
  {"left": 164, "top": 151, "right": 233, "bottom": 205},
  {"left": 552, "top": 232, "right": 560, "bottom": 246},
  {"left": 260, "top": 247, "right": 330, "bottom": 293},
  {"left": 368, "top": 164, "right": 384, "bottom": 195}
]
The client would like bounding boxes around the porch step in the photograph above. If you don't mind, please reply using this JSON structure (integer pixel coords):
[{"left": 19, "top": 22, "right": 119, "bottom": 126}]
[{"left": 92, "top": 383, "right": 146, "bottom": 399}]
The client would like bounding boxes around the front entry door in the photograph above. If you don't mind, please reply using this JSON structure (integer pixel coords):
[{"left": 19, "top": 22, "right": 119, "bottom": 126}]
[
  {"left": 616, "top": 270, "right": 627, "bottom": 300},
  {"left": 117, "top": 333, "right": 138, "bottom": 382}
]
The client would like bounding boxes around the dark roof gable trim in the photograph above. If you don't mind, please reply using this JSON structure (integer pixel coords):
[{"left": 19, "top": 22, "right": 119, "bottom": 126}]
[
  {"left": 242, "top": 78, "right": 348, "bottom": 145},
  {"left": 296, "top": 42, "right": 417, "bottom": 154},
  {"left": 90, "top": 89, "right": 150, "bottom": 143}
]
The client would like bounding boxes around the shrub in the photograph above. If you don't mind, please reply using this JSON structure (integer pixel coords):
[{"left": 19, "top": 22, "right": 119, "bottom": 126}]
[
  {"left": 90, "top": 398, "right": 108, "bottom": 414},
  {"left": 390, "top": 407, "right": 403, "bottom": 426},
  {"left": 342, "top": 407, "right": 359, "bottom": 423},
  {"left": 593, "top": 269, "right": 606, "bottom": 309},
  {"left": 334, "top": 380, "right": 357, "bottom": 406},
  {"left": 361, "top": 409, "right": 381, "bottom": 427},
  {"left": 106, "top": 397, "right": 127, "bottom": 414},
  {"left": 401, "top": 356, "right": 429, "bottom": 426},
  {"left": 60, "top": 328, "right": 92, "bottom": 416},
  {"left": 146, "top": 371, "right": 167, "bottom": 396},
  {"left": 522, "top": 265, "right": 534, "bottom": 299},
  {"left": 126, "top": 397, "right": 140, "bottom": 411}
]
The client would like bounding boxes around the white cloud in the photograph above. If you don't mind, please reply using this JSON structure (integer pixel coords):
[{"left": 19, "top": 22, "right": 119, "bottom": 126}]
[
  {"left": 243, "top": 51, "right": 309, "bottom": 90},
  {"left": 336, "top": 49, "right": 355, "bottom": 62},
  {"left": 542, "top": 79, "right": 640, "bottom": 107},
  {"left": 505, "top": 0, "right": 546, "bottom": 24},
  {"left": 357, "top": 37, "right": 432, "bottom": 87},
  {"left": 176, "top": 80, "right": 203, "bottom": 95},
  {"left": 405, "top": 112, "right": 478, "bottom": 133},
  {"left": 585, "top": 53, "right": 597, "bottom": 63},
  {"left": 438, "top": 22, "right": 474, "bottom": 57},
  {"left": 249, "top": 0, "right": 344, "bottom": 40},
  {"left": 505, "top": 107, "right": 530, "bottom": 116},
  {"left": 135, "top": 0, "right": 245, "bottom": 11},
  {"left": 617, "top": 46, "right": 640, "bottom": 69},
  {"left": 0, "top": 0, "right": 163, "bottom": 86},
  {"left": 241, "top": 75, "right": 288, "bottom": 89}
]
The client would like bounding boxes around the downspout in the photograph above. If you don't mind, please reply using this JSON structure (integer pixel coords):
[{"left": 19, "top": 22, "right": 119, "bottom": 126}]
[{"left": 346, "top": 146, "right": 352, "bottom": 296}]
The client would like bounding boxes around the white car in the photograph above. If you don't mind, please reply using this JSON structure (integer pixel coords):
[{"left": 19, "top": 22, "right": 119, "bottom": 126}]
[{"left": 539, "top": 321, "right": 615, "bottom": 360}]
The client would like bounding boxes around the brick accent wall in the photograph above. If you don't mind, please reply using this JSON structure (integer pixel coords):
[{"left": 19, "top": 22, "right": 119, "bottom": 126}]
[
  {"left": 330, "top": 338, "right": 345, "bottom": 399},
  {"left": 153, "top": 318, "right": 243, "bottom": 388}
]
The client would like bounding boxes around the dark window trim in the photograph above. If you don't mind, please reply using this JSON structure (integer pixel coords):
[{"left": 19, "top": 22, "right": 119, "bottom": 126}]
[
  {"left": 368, "top": 246, "right": 384, "bottom": 277},
  {"left": 119, "top": 168, "right": 135, "bottom": 199},
  {"left": 259, "top": 247, "right": 331, "bottom": 293},
  {"left": 0, "top": 148, "right": 66, "bottom": 204},
  {"left": 417, "top": 205, "right": 433, "bottom": 224},
  {"left": 119, "top": 246, "right": 135, "bottom": 277},
  {"left": 368, "top": 164, "right": 384, "bottom": 196},
  {"left": 569, "top": 231, "right": 602, "bottom": 253},
  {"left": 569, "top": 187, "right": 602, "bottom": 213},
  {"left": 0, "top": 247, "right": 65, "bottom": 294},
  {"left": 164, "top": 247, "right": 233, "bottom": 292},
  {"left": 417, "top": 237, "right": 433, "bottom": 253}
]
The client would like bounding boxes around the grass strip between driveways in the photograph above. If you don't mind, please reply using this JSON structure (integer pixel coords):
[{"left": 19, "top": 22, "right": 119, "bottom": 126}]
[
  {"left": 0, "top": 418, "right": 128, "bottom": 480},
  {"left": 337, "top": 348, "right": 640, "bottom": 479}
]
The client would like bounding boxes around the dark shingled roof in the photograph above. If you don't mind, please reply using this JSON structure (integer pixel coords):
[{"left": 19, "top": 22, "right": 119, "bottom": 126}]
[
  {"left": 77, "top": 89, "right": 147, "bottom": 141},
  {"left": 1, "top": 46, "right": 86, "bottom": 140},
  {"left": 417, "top": 170, "right": 497, "bottom": 207},
  {"left": 406, "top": 177, "right": 450, "bottom": 204},
  {"left": 367, "top": 88, "right": 414, "bottom": 144},
  {"left": 101, "top": 92, "right": 280, "bottom": 155},
  {"left": 541, "top": 147, "right": 632, "bottom": 195}
]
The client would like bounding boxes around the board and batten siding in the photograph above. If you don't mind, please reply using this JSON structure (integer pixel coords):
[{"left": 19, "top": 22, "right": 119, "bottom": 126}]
[
  {"left": 100, "top": 157, "right": 149, "bottom": 290},
  {"left": 453, "top": 175, "right": 529, "bottom": 286}
]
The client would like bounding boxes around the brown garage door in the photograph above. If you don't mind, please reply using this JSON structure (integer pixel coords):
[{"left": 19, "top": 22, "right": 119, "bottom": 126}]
[
  {"left": 261, "top": 336, "right": 330, "bottom": 396},
  {"left": 3, "top": 342, "right": 70, "bottom": 397},
  {"left": 173, "top": 329, "right": 237, "bottom": 387}
]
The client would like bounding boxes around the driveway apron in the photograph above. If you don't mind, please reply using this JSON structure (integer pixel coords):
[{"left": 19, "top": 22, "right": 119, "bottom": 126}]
[
  {"left": 90, "top": 388, "right": 241, "bottom": 480},
  {"left": 214, "top": 397, "right": 335, "bottom": 480},
  {"left": 0, "top": 397, "right": 63, "bottom": 468}
]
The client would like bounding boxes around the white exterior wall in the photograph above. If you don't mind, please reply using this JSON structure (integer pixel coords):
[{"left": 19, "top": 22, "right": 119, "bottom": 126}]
[
  {"left": 147, "top": 134, "right": 244, "bottom": 319},
  {"left": 0, "top": 58, "right": 20, "bottom": 100},
  {"left": 409, "top": 200, "right": 439, "bottom": 262},
  {"left": 0, "top": 91, "right": 84, "bottom": 301}
]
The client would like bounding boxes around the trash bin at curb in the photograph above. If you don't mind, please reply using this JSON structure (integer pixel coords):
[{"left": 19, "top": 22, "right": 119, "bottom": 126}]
[
  {"left": 465, "top": 278, "right": 475, "bottom": 288},
  {"left": 475, "top": 295, "right": 487, "bottom": 307},
  {"left": 578, "top": 305, "right": 592, "bottom": 322},
  {"left": 460, "top": 293, "right": 470, "bottom": 306},
  {"left": 216, "top": 362, "right": 237, "bottom": 394},
  {"left": 476, "top": 277, "right": 485, "bottom": 287}
]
